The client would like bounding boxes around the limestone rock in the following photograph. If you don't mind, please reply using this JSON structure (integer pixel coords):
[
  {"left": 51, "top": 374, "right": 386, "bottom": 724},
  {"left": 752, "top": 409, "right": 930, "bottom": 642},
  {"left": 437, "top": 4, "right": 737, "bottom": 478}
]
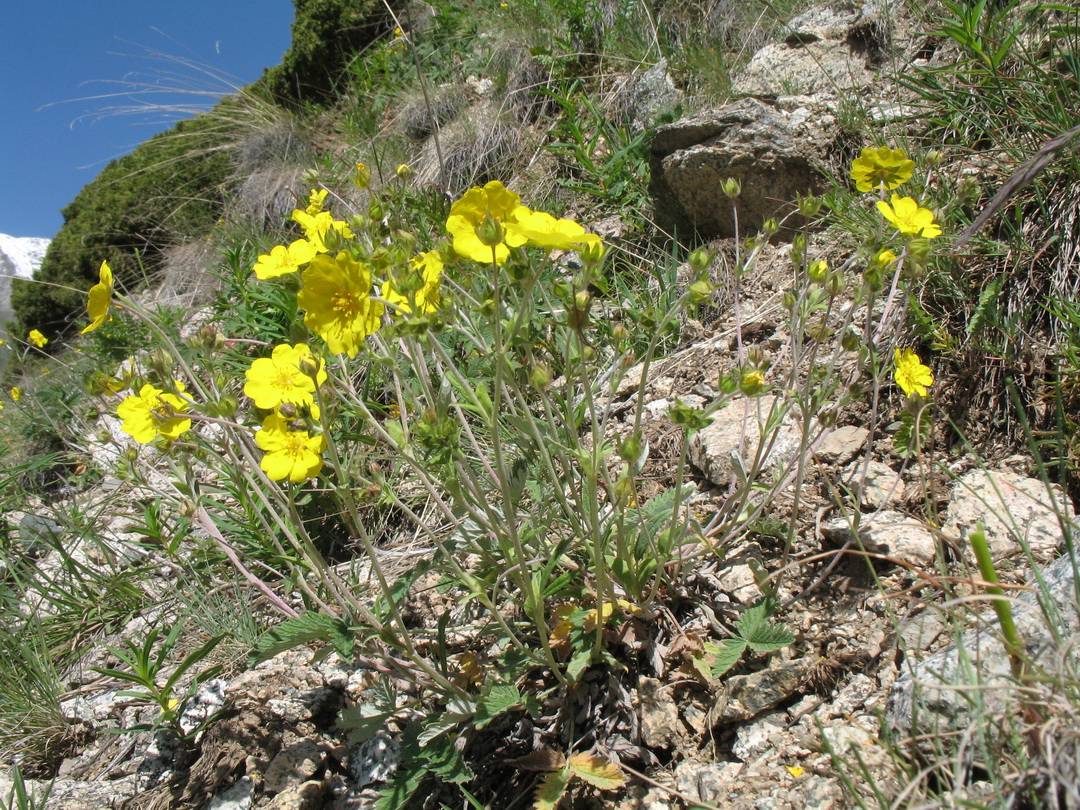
[
  {"left": 943, "top": 468, "right": 1072, "bottom": 559},
  {"left": 649, "top": 99, "right": 835, "bottom": 238},
  {"left": 264, "top": 739, "right": 324, "bottom": 793},
  {"left": 713, "top": 659, "right": 813, "bottom": 722},
  {"left": 888, "top": 549, "right": 1080, "bottom": 739},
  {"left": 265, "top": 778, "right": 327, "bottom": 810},
  {"left": 822, "top": 511, "right": 938, "bottom": 568},
  {"left": 814, "top": 425, "right": 869, "bottom": 465},
  {"left": 688, "top": 396, "right": 804, "bottom": 487},
  {"left": 733, "top": 1, "right": 890, "bottom": 97},
  {"left": 208, "top": 776, "right": 255, "bottom": 810}
]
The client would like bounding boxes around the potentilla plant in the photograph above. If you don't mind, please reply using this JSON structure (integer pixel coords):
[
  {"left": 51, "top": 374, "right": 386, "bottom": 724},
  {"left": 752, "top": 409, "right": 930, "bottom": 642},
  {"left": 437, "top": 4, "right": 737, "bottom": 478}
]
[{"left": 76, "top": 146, "right": 943, "bottom": 771}]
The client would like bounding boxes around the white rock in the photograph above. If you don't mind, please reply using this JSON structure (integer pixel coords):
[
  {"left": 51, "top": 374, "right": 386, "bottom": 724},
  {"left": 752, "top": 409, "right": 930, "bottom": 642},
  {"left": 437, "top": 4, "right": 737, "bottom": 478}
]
[
  {"left": 822, "top": 511, "right": 938, "bottom": 568},
  {"left": 689, "top": 396, "right": 804, "bottom": 487},
  {"left": 943, "top": 468, "right": 1072, "bottom": 559}
]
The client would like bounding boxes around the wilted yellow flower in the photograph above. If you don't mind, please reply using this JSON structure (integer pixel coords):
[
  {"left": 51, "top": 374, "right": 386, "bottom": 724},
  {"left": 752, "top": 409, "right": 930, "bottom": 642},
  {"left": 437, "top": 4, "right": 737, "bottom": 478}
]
[
  {"left": 893, "top": 347, "right": 933, "bottom": 397},
  {"left": 446, "top": 181, "right": 531, "bottom": 264},
  {"left": 28, "top": 330, "right": 48, "bottom": 348},
  {"left": 876, "top": 195, "right": 942, "bottom": 239},
  {"left": 298, "top": 252, "right": 384, "bottom": 357},
  {"left": 291, "top": 209, "right": 354, "bottom": 254},
  {"left": 81, "top": 260, "right": 114, "bottom": 334},
  {"left": 244, "top": 344, "right": 327, "bottom": 410},
  {"left": 10, "top": 387, "right": 20, "bottom": 402},
  {"left": 850, "top": 146, "right": 915, "bottom": 193},
  {"left": 305, "top": 188, "right": 328, "bottom": 216},
  {"left": 256, "top": 413, "right": 326, "bottom": 482},
  {"left": 395, "top": 163, "right": 413, "bottom": 180},
  {"left": 384, "top": 251, "right": 444, "bottom": 315},
  {"left": 353, "top": 162, "right": 371, "bottom": 190},
  {"left": 507, "top": 210, "right": 602, "bottom": 252},
  {"left": 117, "top": 382, "right": 192, "bottom": 444},
  {"left": 253, "top": 239, "right": 318, "bottom": 280}
]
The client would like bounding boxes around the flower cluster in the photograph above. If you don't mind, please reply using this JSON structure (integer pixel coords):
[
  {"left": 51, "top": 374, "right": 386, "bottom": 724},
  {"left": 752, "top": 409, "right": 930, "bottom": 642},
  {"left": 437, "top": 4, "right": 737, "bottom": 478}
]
[
  {"left": 446, "top": 181, "right": 601, "bottom": 264},
  {"left": 851, "top": 146, "right": 941, "bottom": 241}
]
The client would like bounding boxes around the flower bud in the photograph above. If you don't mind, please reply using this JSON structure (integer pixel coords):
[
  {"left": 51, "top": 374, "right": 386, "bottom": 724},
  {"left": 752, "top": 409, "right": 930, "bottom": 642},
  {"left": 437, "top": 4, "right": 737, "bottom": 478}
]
[
  {"left": 395, "top": 163, "right": 413, "bottom": 181},
  {"left": 924, "top": 149, "right": 944, "bottom": 167},
  {"left": 612, "top": 322, "right": 629, "bottom": 343},
  {"left": 579, "top": 239, "right": 606, "bottom": 266},
  {"left": 808, "top": 259, "right": 829, "bottom": 284},
  {"left": 762, "top": 218, "right": 779, "bottom": 237},
  {"left": 688, "top": 278, "right": 714, "bottom": 305},
  {"left": 476, "top": 213, "right": 505, "bottom": 248},
  {"left": 841, "top": 329, "right": 860, "bottom": 352},
  {"left": 798, "top": 192, "right": 822, "bottom": 217},
  {"left": 278, "top": 402, "right": 299, "bottom": 420},
  {"left": 298, "top": 354, "right": 322, "bottom": 379},
  {"left": 740, "top": 369, "right": 767, "bottom": 396},
  {"left": 180, "top": 499, "right": 198, "bottom": 518},
  {"left": 301, "top": 168, "right": 320, "bottom": 186},
  {"left": 529, "top": 361, "right": 552, "bottom": 391},
  {"left": 722, "top": 177, "right": 742, "bottom": 198},
  {"left": 688, "top": 247, "right": 712, "bottom": 273},
  {"left": 214, "top": 395, "right": 239, "bottom": 417},
  {"left": 353, "top": 162, "right": 371, "bottom": 189}
]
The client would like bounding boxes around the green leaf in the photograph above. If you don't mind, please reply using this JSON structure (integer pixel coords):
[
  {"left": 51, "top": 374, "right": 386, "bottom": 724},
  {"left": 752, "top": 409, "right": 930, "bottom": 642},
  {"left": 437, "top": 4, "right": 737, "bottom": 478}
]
[
  {"left": 534, "top": 768, "right": 571, "bottom": 810},
  {"left": 422, "top": 735, "right": 474, "bottom": 785},
  {"left": 745, "top": 622, "right": 795, "bottom": 653},
  {"left": 967, "top": 274, "right": 1003, "bottom": 338},
  {"left": 374, "top": 763, "right": 428, "bottom": 810},
  {"left": 252, "top": 613, "right": 353, "bottom": 663},
  {"left": 339, "top": 705, "right": 397, "bottom": 746},
  {"left": 706, "top": 638, "right": 747, "bottom": 678},
  {"left": 735, "top": 602, "right": 770, "bottom": 641},
  {"left": 474, "top": 683, "right": 523, "bottom": 729}
]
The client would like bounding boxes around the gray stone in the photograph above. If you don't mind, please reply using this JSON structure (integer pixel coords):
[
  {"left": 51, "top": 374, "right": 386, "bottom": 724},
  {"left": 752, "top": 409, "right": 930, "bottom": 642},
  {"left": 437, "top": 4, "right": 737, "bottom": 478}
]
[
  {"left": 814, "top": 425, "right": 869, "bottom": 465},
  {"left": 713, "top": 659, "right": 812, "bottom": 722},
  {"left": 264, "top": 739, "right": 324, "bottom": 793},
  {"left": 689, "top": 396, "right": 804, "bottom": 488},
  {"left": 847, "top": 460, "right": 906, "bottom": 509},
  {"left": 649, "top": 99, "right": 834, "bottom": 239},
  {"left": 733, "top": 1, "right": 889, "bottom": 97},
  {"left": 822, "top": 510, "right": 938, "bottom": 568},
  {"left": 208, "top": 776, "right": 255, "bottom": 810},
  {"left": 943, "top": 468, "right": 1072, "bottom": 559},
  {"left": 265, "top": 779, "right": 326, "bottom": 810},
  {"left": 888, "top": 550, "right": 1080, "bottom": 738}
]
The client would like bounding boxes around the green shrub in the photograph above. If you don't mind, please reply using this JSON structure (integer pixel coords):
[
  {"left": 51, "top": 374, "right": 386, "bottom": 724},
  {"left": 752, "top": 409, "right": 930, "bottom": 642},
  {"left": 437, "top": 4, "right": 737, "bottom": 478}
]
[{"left": 11, "top": 114, "right": 232, "bottom": 337}]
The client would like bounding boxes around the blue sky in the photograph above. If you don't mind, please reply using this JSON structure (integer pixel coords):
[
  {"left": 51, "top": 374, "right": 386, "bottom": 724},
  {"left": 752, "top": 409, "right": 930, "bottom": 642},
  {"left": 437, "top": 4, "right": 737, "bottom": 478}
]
[{"left": 1, "top": 1, "right": 296, "bottom": 239}]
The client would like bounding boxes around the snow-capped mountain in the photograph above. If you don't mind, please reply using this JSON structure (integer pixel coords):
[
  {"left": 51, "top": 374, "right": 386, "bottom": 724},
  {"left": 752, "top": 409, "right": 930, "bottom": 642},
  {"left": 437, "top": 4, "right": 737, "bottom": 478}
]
[{"left": 1, "top": 233, "right": 51, "bottom": 329}]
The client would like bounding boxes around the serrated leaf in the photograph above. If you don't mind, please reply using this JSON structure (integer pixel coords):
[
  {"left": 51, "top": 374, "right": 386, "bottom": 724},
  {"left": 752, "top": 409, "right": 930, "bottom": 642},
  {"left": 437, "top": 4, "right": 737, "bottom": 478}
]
[
  {"left": 253, "top": 613, "right": 353, "bottom": 663},
  {"left": 339, "top": 705, "right": 396, "bottom": 746},
  {"left": 534, "top": 767, "right": 571, "bottom": 810},
  {"left": 745, "top": 621, "right": 795, "bottom": 652},
  {"left": 735, "top": 602, "right": 769, "bottom": 641},
  {"left": 568, "top": 753, "right": 626, "bottom": 790},
  {"left": 706, "top": 637, "right": 747, "bottom": 678},
  {"left": 475, "top": 683, "right": 523, "bottom": 729},
  {"left": 422, "top": 735, "right": 474, "bottom": 784},
  {"left": 374, "top": 763, "right": 427, "bottom": 810}
]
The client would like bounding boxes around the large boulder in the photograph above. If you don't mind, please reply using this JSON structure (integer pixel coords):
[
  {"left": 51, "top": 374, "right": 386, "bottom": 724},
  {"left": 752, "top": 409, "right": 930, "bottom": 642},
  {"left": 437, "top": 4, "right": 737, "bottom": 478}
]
[{"left": 649, "top": 98, "right": 835, "bottom": 238}]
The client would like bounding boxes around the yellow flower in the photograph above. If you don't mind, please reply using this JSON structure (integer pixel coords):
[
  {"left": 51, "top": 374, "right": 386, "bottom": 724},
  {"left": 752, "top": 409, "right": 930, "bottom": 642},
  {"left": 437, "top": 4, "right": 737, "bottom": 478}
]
[
  {"left": 876, "top": 195, "right": 942, "bottom": 239},
  {"left": 384, "top": 251, "right": 443, "bottom": 315},
  {"left": 445, "top": 181, "right": 531, "bottom": 264},
  {"left": 10, "top": 387, "right": 20, "bottom": 402},
  {"left": 244, "top": 343, "right": 327, "bottom": 410},
  {"left": 305, "top": 188, "right": 328, "bottom": 216},
  {"left": 850, "top": 146, "right": 915, "bottom": 193},
  {"left": 297, "top": 252, "right": 384, "bottom": 357},
  {"left": 291, "top": 209, "right": 354, "bottom": 254},
  {"left": 395, "top": 163, "right": 413, "bottom": 180},
  {"left": 785, "top": 766, "right": 805, "bottom": 778},
  {"left": 28, "top": 330, "right": 48, "bottom": 348},
  {"left": 253, "top": 239, "right": 319, "bottom": 280},
  {"left": 256, "top": 413, "right": 326, "bottom": 482},
  {"left": 893, "top": 347, "right": 933, "bottom": 397},
  {"left": 117, "top": 382, "right": 193, "bottom": 444},
  {"left": 81, "top": 260, "right": 115, "bottom": 334},
  {"left": 506, "top": 210, "right": 603, "bottom": 252}
]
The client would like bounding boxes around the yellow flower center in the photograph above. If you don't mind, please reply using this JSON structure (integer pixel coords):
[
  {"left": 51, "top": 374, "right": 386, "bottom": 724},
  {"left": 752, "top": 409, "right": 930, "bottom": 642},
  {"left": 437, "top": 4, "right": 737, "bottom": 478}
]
[{"left": 331, "top": 287, "right": 363, "bottom": 317}]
